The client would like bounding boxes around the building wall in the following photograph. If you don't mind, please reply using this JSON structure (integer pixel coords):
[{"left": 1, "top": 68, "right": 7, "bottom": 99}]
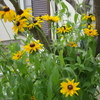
[
  {"left": 24, "top": 0, "right": 31, "bottom": 9},
  {"left": 0, "top": 0, "right": 15, "bottom": 41}
]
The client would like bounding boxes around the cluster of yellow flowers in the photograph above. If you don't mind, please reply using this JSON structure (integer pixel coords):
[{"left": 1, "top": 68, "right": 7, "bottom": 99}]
[
  {"left": 82, "top": 13, "right": 96, "bottom": 21},
  {"left": 12, "top": 40, "right": 43, "bottom": 60},
  {"left": 0, "top": 6, "right": 60, "bottom": 34},
  {"left": 56, "top": 25, "right": 72, "bottom": 34},
  {"left": 82, "top": 13, "right": 98, "bottom": 36},
  {"left": 66, "top": 42, "right": 77, "bottom": 47}
]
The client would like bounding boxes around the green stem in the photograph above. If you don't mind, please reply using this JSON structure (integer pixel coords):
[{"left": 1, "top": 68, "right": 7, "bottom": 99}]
[{"left": 35, "top": 26, "right": 51, "bottom": 50}]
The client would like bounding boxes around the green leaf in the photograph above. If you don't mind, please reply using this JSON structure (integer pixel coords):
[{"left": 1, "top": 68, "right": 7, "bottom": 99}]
[
  {"left": 16, "top": 61, "right": 27, "bottom": 74},
  {"left": 58, "top": 50, "right": 65, "bottom": 67},
  {"left": 52, "top": 66, "right": 59, "bottom": 85},
  {"left": 47, "top": 76, "right": 53, "bottom": 100},
  {"left": 61, "top": 2, "right": 68, "bottom": 11},
  {"left": 74, "top": 13, "right": 79, "bottom": 23},
  {"left": 63, "top": 67, "right": 76, "bottom": 77},
  {"left": 84, "top": 67, "right": 93, "bottom": 72},
  {"left": 77, "top": 56, "right": 81, "bottom": 64},
  {"left": 83, "top": 81, "right": 91, "bottom": 88}
]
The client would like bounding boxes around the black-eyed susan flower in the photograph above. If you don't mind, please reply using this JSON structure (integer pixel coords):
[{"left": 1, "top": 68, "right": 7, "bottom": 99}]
[
  {"left": 0, "top": 6, "right": 16, "bottom": 22},
  {"left": 28, "top": 19, "right": 44, "bottom": 29},
  {"left": 12, "top": 51, "right": 23, "bottom": 60},
  {"left": 84, "top": 28, "right": 98, "bottom": 36},
  {"left": 23, "top": 40, "right": 43, "bottom": 53},
  {"left": 12, "top": 18, "right": 29, "bottom": 34},
  {"left": 35, "top": 15, "right": 43, "bottom": 21},
  {"left": 60, "top": 79, "right": 80, "bottom": 97},
  {"left": 56, "top": 25, "right": 72, "bottom": 34},
  {"left": 66, "top": 42, "right": 77, "bottom": 47},
  {"left": 17, "top": 7, "right": 34, "bottom": 19},
  {"left": 42, "top": 14, "right": 60, "bottom": 22},
  {"left": 82, "top": 14, "right": 96, "bottom": 21},
  {"left": 41, "top": 14, "right": 50, "bottom": 21},
  {"left": 30, "top": 96, "right": 36, "bottom": 100},
  {"left": 87, "top": 23, "right": 95, "bottom": 29},
  {"left": 49, "top": 15, "right": 60, "bottom": 22}
]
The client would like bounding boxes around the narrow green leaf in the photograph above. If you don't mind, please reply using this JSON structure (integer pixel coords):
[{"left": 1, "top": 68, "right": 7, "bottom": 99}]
[
  {"left": 47, "top": 76, "right": 53, "bottom": 100},
  {"left": 77, "top": 56, "right": 81, "bottom": 64},
  {"left": 52, "top": 66, "right": 59, "bottom": 85},
  {"left": 74, "top": 13, "right": 79, "bottom": 23},
  {"left": 63, "top": 67, "right": 76, "bottom": 77},
  {"left": 58, "top": 50, "right": 65, "bottom": 67}
]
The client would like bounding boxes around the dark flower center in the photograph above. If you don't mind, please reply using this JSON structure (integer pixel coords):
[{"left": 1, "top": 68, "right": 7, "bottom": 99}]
[
  {"left": 63, "top": 26, "right": 66, "bottom": 29},
  {"left": 88, "top": 14, "right": 92, "bottom": 16},
  {"left": 30, "top": 43, "right": 35, "bottom": 47},
  {"left": 87, "top": 23, "right": 90, "bottom": 25},
  {"left": 39, "top": 15, "right": 42, "bottom": 17},
  {"left": 17, "top": 54, "right": 21, "bottom": 57},
  {"left": 89, "top": 31, "right": 92, "bottom": 33},
  {"left": 33, "top": 20, "right": 37, "bottom": 23},
  {"left": 16, "top": 21, "right": 20, "bottom": 26},
  {"left": 3, "top": 7, "right": 10, "bottom": 12},
  {"left": 67, "top": 85, "right": 73, "bottom": 90},
  {"left": 17, "top": 9, "right": 24, "bottom": 15}
]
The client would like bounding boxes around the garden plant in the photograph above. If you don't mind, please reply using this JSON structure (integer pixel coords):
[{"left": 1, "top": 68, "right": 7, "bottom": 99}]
[{"left": 0, "top": 1, "right": 100, "bottom": 100}]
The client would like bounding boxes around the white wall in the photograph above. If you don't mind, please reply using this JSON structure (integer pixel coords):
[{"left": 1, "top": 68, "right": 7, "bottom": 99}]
[
  {"left": 24, "top": 0, "right": 31, "bottom": 8},
  {"left": 0, "top": 0, "right": 15, "bottom": 41}
]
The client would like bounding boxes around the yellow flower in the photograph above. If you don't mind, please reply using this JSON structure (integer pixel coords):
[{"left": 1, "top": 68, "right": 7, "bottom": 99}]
[
  {"left": 66, "top": 42, "right": 77, "bottom": 47},
  {"left": 23, "top": 40, "right": 43, "bottom": 53},
  {"left": 82, "top": 14, "right": 96, "bottom": 21},
  {"left": 0, "top": 6, "right": 16, "bottom": 22},
  {"left": 84, "top": 28, "right": 98, "bottom": 36},
  {"left": 28, "top": 19, "right": 44, "bottom": 29},
  {"left": 60, "top": 79, "right": 80, "bottom": 97},
  {"left": 35, "top": 15, "right": 43, "bottom": 21},
  {"left": 49, "top": 15, "right": 60, "bottom": 22},
  {"left": 87, "top": 24, "right": 95, "bottom": 29},
  {"left": 42, "top": 14, "right": 60, "bottom": 22},
  {"left": 56, "top": 25, "right": 72, "bottom": 34},
  {"left": 41, "top": 14, "right": 50, "bottom": 21},
  {"left": 17, "top": 7, "right": 34, "bottom": 19},
  {"left": 30, "top": 96, "right": 36, "bottom": 100},
  {"left": 12, "top": 51, "right": 23, "bottom": 60},
  {"left": 12, "top": 18, "right": 29, "bottom": 34}
]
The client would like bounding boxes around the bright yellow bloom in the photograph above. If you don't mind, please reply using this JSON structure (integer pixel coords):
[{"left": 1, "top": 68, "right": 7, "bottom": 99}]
[
  {"left": 41, "top": 14, "right": 60, "bottom": 22},
  {"left": 82, "top": 14, "right": 96, "bottom": 21},
  {"left": 23, "top": 40, "right": 43, "bottom": 53},
  {"left": 30, "top": 96, "right": 36, "bottom": 100},
  {"left": 41, "top": 14, "right": 49, "bottom": 21},
  {"left": 17, "top": 7, "right": 34, "bottom": 19},
  {"left": 66, "top": 42, "right": 77, "bottom": 47},
  {"left": 56, "top": 25, "right": 72, "bottom": 34},
  {"left": 60, "top": 79, "right": 80, "bottom": 97},
  {"left": 28, "top": 19, "right": 44, "bottom": 29},
  {"left": 87, "top": 24, "right": 95, "bottom": 29},
  {"left": 12, "top": 51, "right": 23, "bottom": 60},
  {"left": 12, "top": 18, "right": 29, "bottom": 34},
  {"left": 0, "top": 6, "right": 16, "bottom": 22},
  {"left": 49, "top": 15, "right": 60, "bottom": 22},
  {"left": 84, "top": 28, "right": 98, "bottom": 36},
  {"left": 35, "top": 15, "right": 43, "bottom": 21}
]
